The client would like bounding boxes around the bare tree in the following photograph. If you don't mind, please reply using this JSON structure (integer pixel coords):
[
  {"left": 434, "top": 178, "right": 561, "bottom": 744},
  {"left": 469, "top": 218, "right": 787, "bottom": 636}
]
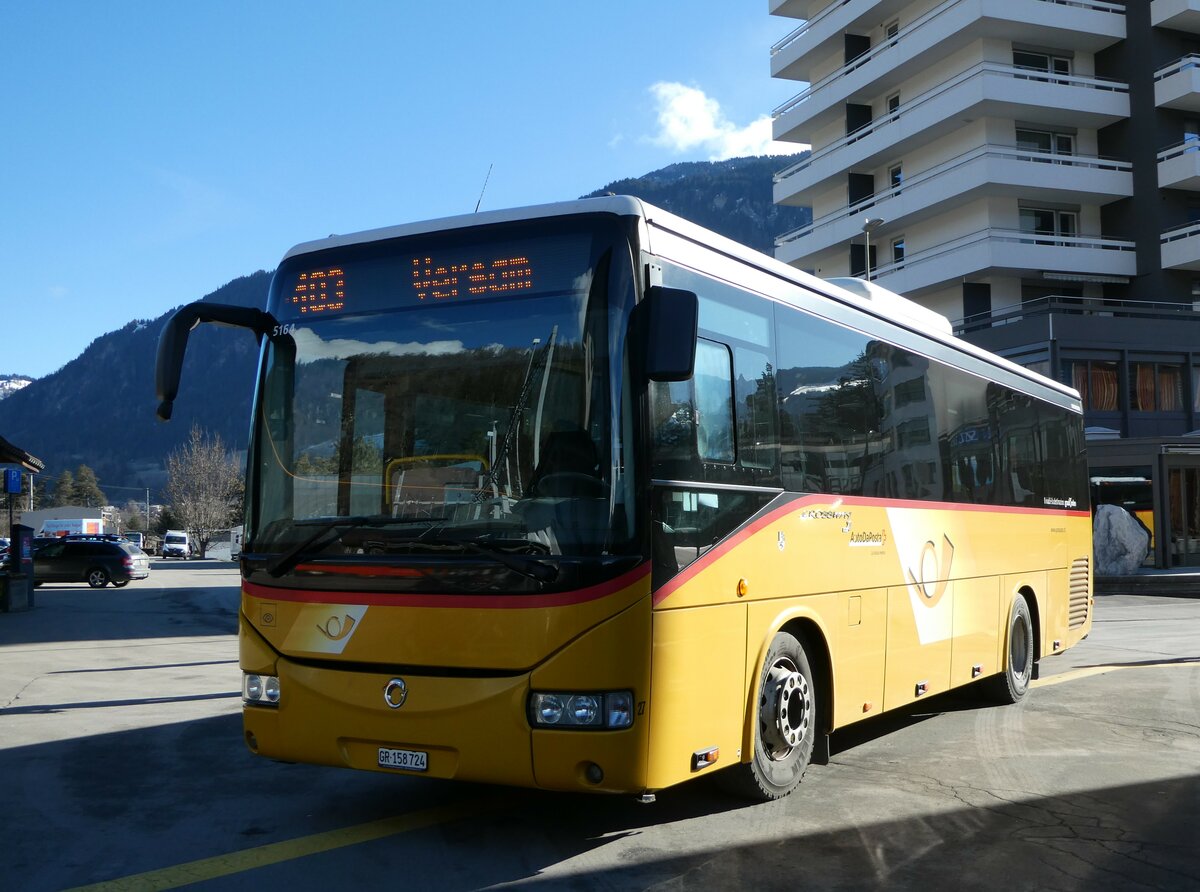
[{"left": 165, "top": 425, "right": 244, "bottom": 558}]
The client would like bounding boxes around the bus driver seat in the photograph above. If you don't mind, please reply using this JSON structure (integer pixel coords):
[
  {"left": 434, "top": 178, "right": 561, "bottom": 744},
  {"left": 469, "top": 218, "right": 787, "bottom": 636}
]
[{"left": 528, "top": 428, "right": 604, "bottom": 498}]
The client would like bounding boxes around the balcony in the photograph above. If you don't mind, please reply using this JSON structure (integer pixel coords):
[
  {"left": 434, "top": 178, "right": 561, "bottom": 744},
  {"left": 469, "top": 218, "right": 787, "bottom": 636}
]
[
  {"left": 775, "top": 145, "right": 1132, "bottom": 262},
  {"left": 771, "top": 0, "right": 909, "bottom": 82},
  {"left": 770, "top": 0, "right": 816, "bottom": 18},
  {"left": 1155, "top": 56, "right": 1200, "bottom": 112},
  {"left": 775, "top": 62, "right": 1130, "bottom": 202},
  {"left": 1152, "top": 0, "right": 1200, "bottom": 31},
  {"left": 863, "top": 228, "right": 1136, "bottom": 296},
  {"left": 1162, "top": 221, "right": 1200, "bottom": 270},
  {"left": 956, "top": 295, "right": 1200, "bottom": 336},
  {"left": 1158, "top": 139, "right": 1200, "bottom": 190},
  {"left": 772, "top": 0, "right": 1125, "bottom": 87}
]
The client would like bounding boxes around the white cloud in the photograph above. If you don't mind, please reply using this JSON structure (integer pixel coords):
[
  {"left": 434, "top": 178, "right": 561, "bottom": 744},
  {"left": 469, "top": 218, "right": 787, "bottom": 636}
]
[
  {"left": 649, "top": 82, "right": 802, "bottom": 160},
  {"left": 293, "top": 327, "right": 466, "bottom": 363}
]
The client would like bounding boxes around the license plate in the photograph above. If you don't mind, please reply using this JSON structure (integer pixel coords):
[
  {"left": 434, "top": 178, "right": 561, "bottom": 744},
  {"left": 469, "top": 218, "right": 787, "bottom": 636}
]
[{"left": 377, "top": 747, "right": 428, "bottom": 772}]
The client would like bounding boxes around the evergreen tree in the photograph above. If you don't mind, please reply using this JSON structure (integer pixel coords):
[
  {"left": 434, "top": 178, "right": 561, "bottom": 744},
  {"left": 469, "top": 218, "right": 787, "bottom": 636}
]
[
  {"left": 74, "top": 465, "right": 107, "bottom": 507},
  {"left": 52, "top": 469, "right": 77, "bottom": 506}
]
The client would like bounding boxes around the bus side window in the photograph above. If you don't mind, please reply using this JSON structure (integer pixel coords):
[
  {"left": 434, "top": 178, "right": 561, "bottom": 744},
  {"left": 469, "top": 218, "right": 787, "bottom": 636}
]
[{"left": 695, "top": 340, "right": 734, "bottom": 463}]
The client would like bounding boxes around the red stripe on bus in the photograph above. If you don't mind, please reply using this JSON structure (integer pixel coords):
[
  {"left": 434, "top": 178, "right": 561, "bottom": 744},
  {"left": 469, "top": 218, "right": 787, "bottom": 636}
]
[
  {"left": 242, "top": 562, "right": 651, "bottom": 610},
  {"left": 651, "top": 494, "right": 1088, "bottom": 606}
]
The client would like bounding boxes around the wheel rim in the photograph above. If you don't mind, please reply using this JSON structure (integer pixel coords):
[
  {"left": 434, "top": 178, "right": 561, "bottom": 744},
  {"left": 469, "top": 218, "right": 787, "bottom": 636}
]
[
  {"left": 759, "top": 656, "right": 811, "bottom": 760},
  {"left": 88, "top": 570, "right": 107, "bottom": 587}
]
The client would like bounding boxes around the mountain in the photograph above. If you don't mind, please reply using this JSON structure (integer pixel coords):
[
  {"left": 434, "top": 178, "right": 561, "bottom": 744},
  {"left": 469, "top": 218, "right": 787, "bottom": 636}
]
[
  {"left": 0, "top": 375, "right": 33, "bottom": 400},
  {"left": 583, "top": 154, "right": 809, "bottom": 254},
  {"left": 0, "top": 154, "right": 811, "bottom": 496},
  {"left": 0, "top": 272, "right": 270, "bottom": 494}
]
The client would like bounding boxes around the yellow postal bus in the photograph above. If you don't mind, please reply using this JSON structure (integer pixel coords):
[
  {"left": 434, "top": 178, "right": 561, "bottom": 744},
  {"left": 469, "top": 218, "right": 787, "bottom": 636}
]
[{"left": 157, "top": 196, "right": 1092, "bottom": 800}]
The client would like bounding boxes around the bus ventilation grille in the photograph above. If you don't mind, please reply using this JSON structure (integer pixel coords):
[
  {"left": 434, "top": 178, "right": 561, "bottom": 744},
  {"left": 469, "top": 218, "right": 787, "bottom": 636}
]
[{"left": 1069, "top": 557, "right": 1090, "bottom": 630}]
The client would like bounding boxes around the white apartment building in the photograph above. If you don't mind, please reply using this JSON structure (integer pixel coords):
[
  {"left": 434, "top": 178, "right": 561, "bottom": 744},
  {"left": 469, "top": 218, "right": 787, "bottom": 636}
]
[{"left": 769, "top": 0, "right": 1200, "bottom": 568}]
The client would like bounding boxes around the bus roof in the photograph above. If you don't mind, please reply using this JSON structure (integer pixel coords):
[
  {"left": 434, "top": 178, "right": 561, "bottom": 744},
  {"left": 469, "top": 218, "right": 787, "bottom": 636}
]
[{"left": 279, "top": 195, "right": 1081, "bottom": 409}]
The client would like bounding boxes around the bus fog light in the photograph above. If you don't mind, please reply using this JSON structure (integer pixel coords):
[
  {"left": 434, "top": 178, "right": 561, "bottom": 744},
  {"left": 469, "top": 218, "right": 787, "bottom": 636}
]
[
  {"left": 530, "top": 690, "right": 634, "bottom": 729},
  {"left": 243, "top": 673, "right": 280, "bottom": 707}
]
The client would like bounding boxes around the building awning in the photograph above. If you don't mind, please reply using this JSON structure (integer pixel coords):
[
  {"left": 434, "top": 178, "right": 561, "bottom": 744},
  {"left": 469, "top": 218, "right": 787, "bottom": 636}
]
[{"left": 0, "top": 434, "right": 44, "bottom": 473}]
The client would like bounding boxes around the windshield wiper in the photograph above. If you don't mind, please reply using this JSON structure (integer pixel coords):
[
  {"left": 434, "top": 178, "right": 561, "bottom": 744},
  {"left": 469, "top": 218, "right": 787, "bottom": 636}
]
[
  {"left": 264, "top": 515, "right": 446, "bottom": 577},
  {"left": 464, "top": 540, "right": 559, "bottom": 583}
]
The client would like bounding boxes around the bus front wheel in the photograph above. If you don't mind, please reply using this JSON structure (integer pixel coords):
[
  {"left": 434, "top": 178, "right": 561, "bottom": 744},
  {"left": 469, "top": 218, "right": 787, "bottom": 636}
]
[
  {"left": 986, "top": 593, "right": 1034, "bottom": 704},
  {"left": 721, "top": 630, "right": 816, "bottom": 801}
]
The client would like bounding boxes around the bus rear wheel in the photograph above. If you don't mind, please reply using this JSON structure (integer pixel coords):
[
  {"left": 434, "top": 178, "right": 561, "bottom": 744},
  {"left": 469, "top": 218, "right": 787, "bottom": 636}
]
[
  {"left": 985, "top": 593, "right": 1034, "bottom": 704},
  {"left": 720, "top": 630, "right": 816, "bottom": 801}
]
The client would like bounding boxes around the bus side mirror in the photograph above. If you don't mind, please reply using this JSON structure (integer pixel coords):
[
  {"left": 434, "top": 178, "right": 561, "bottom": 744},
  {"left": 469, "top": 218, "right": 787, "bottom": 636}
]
[
  {"left": 644, "top": 286, "right": 698, "bottom": 382},
  {"left": 156, "top": 301, "right": 277, "bottom": 421}
]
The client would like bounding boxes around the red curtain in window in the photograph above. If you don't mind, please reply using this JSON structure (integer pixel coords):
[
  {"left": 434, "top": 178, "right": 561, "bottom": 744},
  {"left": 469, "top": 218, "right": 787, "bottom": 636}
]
[
  {"left": 1090, "top": 364, "right": 1118, "bottom": 411},
  {"left": 1135, "top": 364, "right": 1156, "bottom": 411},
  {"left": 1160, "top": 367, "right": 1182, "bottom": 411},
  {"left": 1072, "top": 363, "right": 1088, "bottom": 407}
]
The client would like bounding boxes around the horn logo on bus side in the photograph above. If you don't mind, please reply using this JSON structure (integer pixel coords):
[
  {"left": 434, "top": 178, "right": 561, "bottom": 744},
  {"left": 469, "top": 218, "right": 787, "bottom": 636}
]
[{"left": 317, "top": 614, "right": 357, "bottom": 641}]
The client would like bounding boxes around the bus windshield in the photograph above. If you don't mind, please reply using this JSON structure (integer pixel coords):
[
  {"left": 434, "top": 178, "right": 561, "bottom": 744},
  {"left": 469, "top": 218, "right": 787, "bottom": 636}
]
[{"left": 247, "top": 220, "right": 637, "bottom": 575}]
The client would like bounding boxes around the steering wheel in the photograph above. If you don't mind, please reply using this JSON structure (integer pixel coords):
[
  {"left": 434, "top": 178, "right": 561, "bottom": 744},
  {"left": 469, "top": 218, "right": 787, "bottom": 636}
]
[{"left": 532, "top": 472, "right": 606, "bottom": 498}]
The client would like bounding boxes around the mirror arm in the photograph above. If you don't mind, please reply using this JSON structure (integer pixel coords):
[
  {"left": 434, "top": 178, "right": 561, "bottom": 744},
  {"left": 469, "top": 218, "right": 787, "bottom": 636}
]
[{"left": 155, "top": 301, "right": 277, "bottom": 421}]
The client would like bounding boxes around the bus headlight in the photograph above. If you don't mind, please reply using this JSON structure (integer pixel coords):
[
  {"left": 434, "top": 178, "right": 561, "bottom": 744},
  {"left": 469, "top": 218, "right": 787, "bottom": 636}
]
[
  {"left": 243, "top": 673, "right": 281, "bottom": 707},
  {"left": 529, "top": 691, "right": 633, "bottom": 729}
]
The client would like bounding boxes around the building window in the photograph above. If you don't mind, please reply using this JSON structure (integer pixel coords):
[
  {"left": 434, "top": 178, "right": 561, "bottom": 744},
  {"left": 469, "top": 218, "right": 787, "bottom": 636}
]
[
  {"left": 891, "top": 237, "right": 905, "bottom": 265},
  {"left": 1193, "top": 367, "right": 1200, "bottom": 412},
  {"left": 886, "top": 93, "right": 900, "bottom": 116},
  {"left": 1066, "top": 360, "right": 1119, "bottom": 412},
  {"left": 889, "top": 164, "right": 902, "bottom": 192},
  {"left": 1024, "top": 360, "right": 1050, "bottom": 377},
  {"left": 1016, "top": 128, "right": 1074, "bottom": 158},
  {"left": 1131, "top": 363, "right": 1184, "bottom": 412},
  {"left": 885, "top": 20, "right": 899, "bottom": 44},
  {"left": 1014, "top": 50, "right": 1071, "bottom": 78},
  {"left": 1020, "top": 207, "right": 1077, "bottom": 239}
]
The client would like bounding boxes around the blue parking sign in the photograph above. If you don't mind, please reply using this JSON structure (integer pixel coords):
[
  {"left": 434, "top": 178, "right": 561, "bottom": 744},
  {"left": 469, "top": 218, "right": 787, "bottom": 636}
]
[{"left": 3, "top": 468, "right": 20, "bottom": 494}]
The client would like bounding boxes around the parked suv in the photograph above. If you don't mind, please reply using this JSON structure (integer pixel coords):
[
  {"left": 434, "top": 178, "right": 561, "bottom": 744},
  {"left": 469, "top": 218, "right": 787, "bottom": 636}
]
[{"left": 33, "top": 539, "right": 151, "bottom": 588}]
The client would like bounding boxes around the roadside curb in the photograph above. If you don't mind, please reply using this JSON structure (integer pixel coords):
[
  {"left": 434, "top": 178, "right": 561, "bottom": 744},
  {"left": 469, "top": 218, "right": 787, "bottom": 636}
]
[{"left": 1095, "top": 574, "right": 1200, "bottom": 598}]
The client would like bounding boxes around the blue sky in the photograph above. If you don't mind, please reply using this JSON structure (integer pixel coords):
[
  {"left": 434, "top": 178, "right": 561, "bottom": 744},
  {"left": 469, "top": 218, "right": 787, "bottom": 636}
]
[{"left": 1, "top": 2, "right": 800, "bottom": 379}]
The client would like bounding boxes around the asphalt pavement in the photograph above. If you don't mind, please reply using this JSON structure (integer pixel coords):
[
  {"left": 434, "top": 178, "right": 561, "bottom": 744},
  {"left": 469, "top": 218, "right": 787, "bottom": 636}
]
[{"left": 1, "top": 561, "right": 1198, "bottom": 891}]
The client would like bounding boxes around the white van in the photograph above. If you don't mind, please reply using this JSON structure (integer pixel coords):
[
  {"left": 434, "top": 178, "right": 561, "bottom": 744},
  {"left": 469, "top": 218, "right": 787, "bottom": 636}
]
[{"left": 162, "top": 530, "right": 191, "bottom": 559}]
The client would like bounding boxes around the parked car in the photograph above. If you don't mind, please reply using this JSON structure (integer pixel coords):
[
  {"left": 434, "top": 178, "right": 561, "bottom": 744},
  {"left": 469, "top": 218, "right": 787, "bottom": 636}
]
[{"left": 33, "top": 539, "right": 151, "bottom": 588}]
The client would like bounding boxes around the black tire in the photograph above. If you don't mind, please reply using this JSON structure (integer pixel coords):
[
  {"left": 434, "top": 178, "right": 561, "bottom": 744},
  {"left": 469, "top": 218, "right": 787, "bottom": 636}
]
[
  {"left": 985, "top": 593, "right": 1034, "bottom": 704},
  {"left": 112, "top": 580, "right": 129, "bottom": 588},
  {"left": 719, "top": 631, "right": 817, "bottom": 801},
  {"left": 86, "top": 567, "right": 110, "bottom": 589}
]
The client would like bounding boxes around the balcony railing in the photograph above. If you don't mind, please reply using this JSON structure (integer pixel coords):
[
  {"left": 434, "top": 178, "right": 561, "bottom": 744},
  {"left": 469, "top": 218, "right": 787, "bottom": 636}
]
[
  {"left": 772, "top": 0, "right": 1127, "bottom": 120},
  {"left": 770, "top": 0, "right": 1123, "bottom": 61},
  {"left": 775, "top": 62, "right": 1128, "bottom": 185},
  {"left": 854, "top": 227, "right": 1135, "bottom": 289},
  {"left": 775, "top": 144, "right": 1131, "bottom": 247},
  {"left": 1158, "top": 137, "right": 1200, "bottom": 163},
  {"left": 770, "top": 0, "right": 852, "bottom": 57},
  {"left": 1155, "top": 54, "right": 1200, "bottom": 83},
  {"left": 1162, "top": 220, "right": 1200, "bottom": 243},
  {"left": 955, "top": 296, "right": 1200, "bottom": 335}
]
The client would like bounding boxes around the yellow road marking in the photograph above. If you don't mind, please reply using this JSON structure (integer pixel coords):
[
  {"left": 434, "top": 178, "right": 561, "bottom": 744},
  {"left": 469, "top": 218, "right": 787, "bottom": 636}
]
[
  {"left": 66, "top": 799, "right": 496, "bottom": 891},
  {"left": 1034, "top": 659, "right": 1200, "bottom": 689}
]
